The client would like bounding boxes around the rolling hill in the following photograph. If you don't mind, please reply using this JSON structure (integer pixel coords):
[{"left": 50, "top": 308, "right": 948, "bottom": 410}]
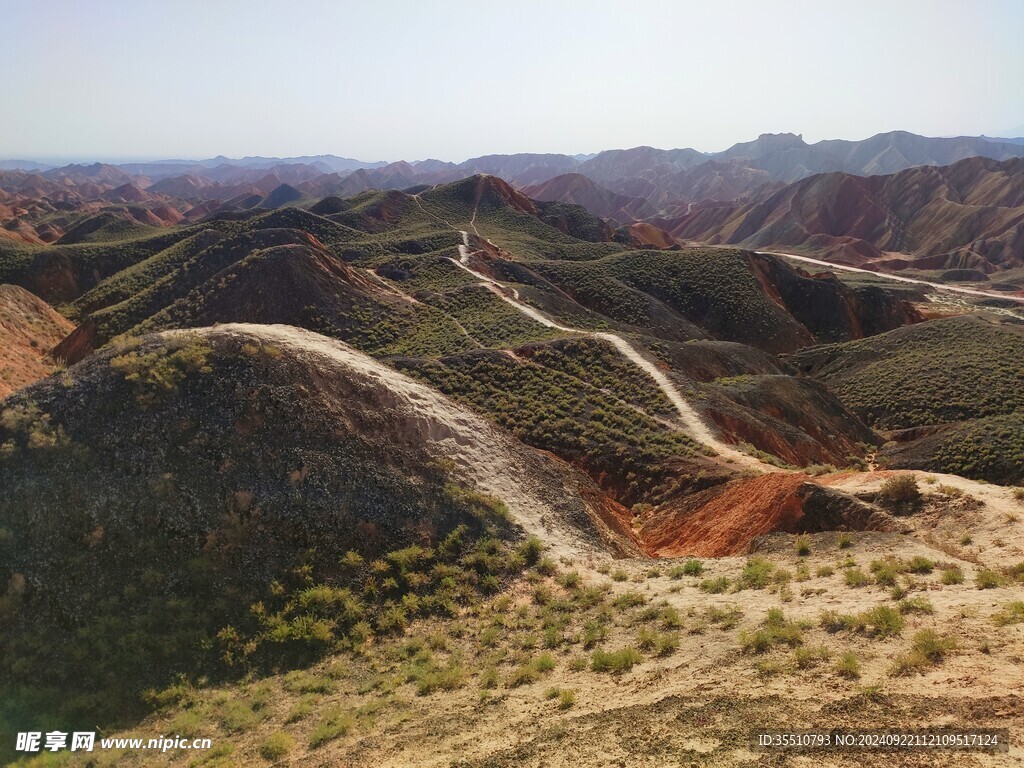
[
  {"left": 2, "top": 165, "right": 1023, "bottom": 767},
  {"left": 663, "top": 156, "right": 1024, "bottom": 272}
]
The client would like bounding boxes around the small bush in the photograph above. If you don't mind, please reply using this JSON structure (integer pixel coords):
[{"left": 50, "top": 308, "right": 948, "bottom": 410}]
[
  {"left": 794, "top": 536, "right": 811, "bottom": 557},
  {"left": 739, "top": 557, "right": 777, "bottom": 589},
  {"left": 836, "top": 651, "right": 860, "bottom": 679},
  {"left": 535, "top": 652, "right": 556, "bottom": 672},
  {"left": 310, "top": 707, "right": 355, "bottom": 747},
  {"left": 612, "top": 591, "right": 646, "bottom": 609},
  {"left": 860, "top": 605, "right": 904, "bottom": 638},
  {"left": 611, "top": 569, "right": 629, "bottom": 582},
  {"left": 1012, "top": 487, "right": 1024, "bottom": 503},
  {"left": 682, "top": 559, "right": 704, "bottom": 576},
  {"left": 557, "top": 571, "right": 582, "bottom": 590},
  {"left": 558, "top": 688, "right": 576, "bottom": 709},
  {"left": 794, "top": 645, "right": 830, "bottom": 669},
  {"left": 260, "top": 731, "right": 295, "bottom": 761},
  {"left": 844, "top": 568, "right": 871, "bottom": 588},
  {"left": 581, "top": 619, "right": 608, "bottom": 648},
  {"left": 993, "top": 601, "right": 1024, "bottom": 626},
  {"left": 508, "top": 663, "right": 539, "bottom": 688},
  {"left": 660, "top": 606, "right": 682, "bottom": 629},
  {"left": 891, "top": 629, "right": 956, "bottom": 675},
  {"left": 740, "top": 609, "right": 803, "bottom": 653},
  {"left": 480, "top": 667, "right": 499, "bottom": 689},
  {"left": 591, "top": 646, "right": 642, "bottom": 673},
  {"left": 878, "top": 475, "right": 922, "bottom": 508},
  {"left": 819, "top": 610, "right": 857, "bottom": 633},
  {"left": 870, "top": 558, "right": 905, "bottom": 587},
  {"left": 976, "top": 569, "right": 1007, "bottom": 589},
  {"left": 638, "top": 628, "right": 679, "bottom": 656},
  {"left": 698, "top": 576, "right": 730, "bottom": 594},
  {"left": 416, "top": 662, "right": 467, "bottom": 695},
  {"left": 906, "top": 556, "right": 934, "bottom": 574},
  {"left": 706, "top": 605, "right": 743, "bottom": 629},
  {"left": 816, "top": 565, "right": 835, "bottom": 577},
  {"left": 941, "top": 566, "right": 964, "bottom": 585},
  {"left": 898, "top": 597, "right": 934, "bottom": 615},
  {"left": 517, "top": 536, "right": 544, "bottom": 566},
  {"left": 837, "top": 533, "right": 853, "bottom": 549}
]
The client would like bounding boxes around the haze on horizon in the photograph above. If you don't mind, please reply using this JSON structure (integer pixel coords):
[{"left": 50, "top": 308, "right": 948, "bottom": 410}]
[{"left": 3, "top": 0, "right": 1023, "bottom": 163}]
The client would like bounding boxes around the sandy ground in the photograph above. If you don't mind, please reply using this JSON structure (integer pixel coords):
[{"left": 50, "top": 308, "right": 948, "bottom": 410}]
[{"left": 94, "top": 481, "right": 1024, "bottom": 768}]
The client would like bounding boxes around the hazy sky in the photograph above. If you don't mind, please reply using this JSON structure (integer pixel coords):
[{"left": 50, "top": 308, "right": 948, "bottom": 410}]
[{"left": 3, "top": 0, "right": 1023, "bottom": 162}]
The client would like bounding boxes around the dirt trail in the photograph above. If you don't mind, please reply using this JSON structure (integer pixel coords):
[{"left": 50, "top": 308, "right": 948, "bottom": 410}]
[
  {"left": 764, "top": 250, "right": 1024, "bottom": 305},
  {"left": 451, "top": 230, "right": 771, "bottom": 472}
]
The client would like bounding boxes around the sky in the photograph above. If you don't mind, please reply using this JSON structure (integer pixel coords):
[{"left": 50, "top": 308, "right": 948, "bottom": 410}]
[{"left": 3, "top": 0, "right": 1023, "bottom": 162}]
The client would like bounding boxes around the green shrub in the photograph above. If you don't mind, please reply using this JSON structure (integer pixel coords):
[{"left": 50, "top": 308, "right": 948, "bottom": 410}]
[
  {"left": 638, "top": 629, "right": 679, "bottom": 656},
  {"left": 891, "top": 629, "right": 957, "bottom": 675},
  {"left": 558, "top": 688, "right": 576, "bottom": 709},
  {"left": 660, "top": 606, "right": 682, "bottom": 629},
  {"left": 869, "top": 558, "right": 905, "bottom": 587},
  {"left": 517, "top": 536, "right": 545, "bottom": 566},
  {"left": 591, "top": 647, "right": 642, "bottom": 673},
  {"left": 535, "top": 652, "right": 556, "bottom": 673},
  {"left": 612, "top": 591, "right": 646, "bottom": 609},
  {"left": 844, "top": 568, "right": 871, "bottom": 588},
  {"left": 260, "top": 731, "right": 295, "bottom": 761},
  {"left": 738, "top": 557, "right": 777, "bottom": 589},
  {"left": 878, "top": 476, "right": 921, "bottom": 508},
  {"left": 993, "top": 601, "right": 1024, "bottom": 626},
  {"left": 940, "top": 566, "right": 964, "bottom": 585},
  {"left": 698, "top": 576, "right": 730, "bottom": 594},
  {"left": 860, "top": 605, "right": 904, "bottom": 638},
  {"left": 836, "top": 651, "right": 860, "bottom": 679},
  {"left": 976, "top": 569, "right": 1007, "bottom": 589},
  {"left": 794, "top": 536, "right": 811, "bottom": 557},
  {"left": 819, "top": 610, "right": 857, "bottom": 633},
  {"left": 898, "top": 597, "right": 934, "bottom": 615},
  {"left": 682, "top": 559, "right": 704, "bottom": 576},
  {"left": 906, "top": 556, "right": 934, "bottom": 574},
  {"left": 415, "top": 661, "right": 467, "bottom": 695},
  {"left": 740, "top": 609, "right": 803, "bottom": 653},
  {"left": 507, "top": 663, "right": 540, "bottom": 688},
  {"left": 557, "top": 571, "right": 582, "bottom": 590},
  {"left": 309, "top": 706, "right": 355, "bottom": 747},
  {"left": 794, "top": 645, "right": 830, "bottom": 669},
  {"left": 837, "top": 533, "right": 853, "bottom": 549}
]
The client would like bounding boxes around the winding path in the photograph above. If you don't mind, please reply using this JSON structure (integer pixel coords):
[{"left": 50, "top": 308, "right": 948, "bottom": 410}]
[
  {"left": 763, "top": 250, "right": 1024, "bottom": 305},
  {"left": 451, "top": 230, "right": 772, "bottom": 472}
]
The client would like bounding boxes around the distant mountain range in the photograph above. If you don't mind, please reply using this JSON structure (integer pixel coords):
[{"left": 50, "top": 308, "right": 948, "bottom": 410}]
[
  {"left": 5, "top": 129, "right": 1024, "bottom": 191},
  {"left": 4, "top": 130, "right": 1024, "bottom": 270},
  {"left": 660, "top": 155, "right": 1024, "bottom": 272}
]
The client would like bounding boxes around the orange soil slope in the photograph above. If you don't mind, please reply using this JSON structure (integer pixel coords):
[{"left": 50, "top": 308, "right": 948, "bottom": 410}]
[{"left": 0, "top": 284, "right": 74, "bottom": 399}]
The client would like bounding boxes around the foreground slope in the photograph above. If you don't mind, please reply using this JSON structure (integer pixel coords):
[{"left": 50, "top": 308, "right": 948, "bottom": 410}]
[{"left": 0, "top": 324, "right": 639, "bottom": 740}]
